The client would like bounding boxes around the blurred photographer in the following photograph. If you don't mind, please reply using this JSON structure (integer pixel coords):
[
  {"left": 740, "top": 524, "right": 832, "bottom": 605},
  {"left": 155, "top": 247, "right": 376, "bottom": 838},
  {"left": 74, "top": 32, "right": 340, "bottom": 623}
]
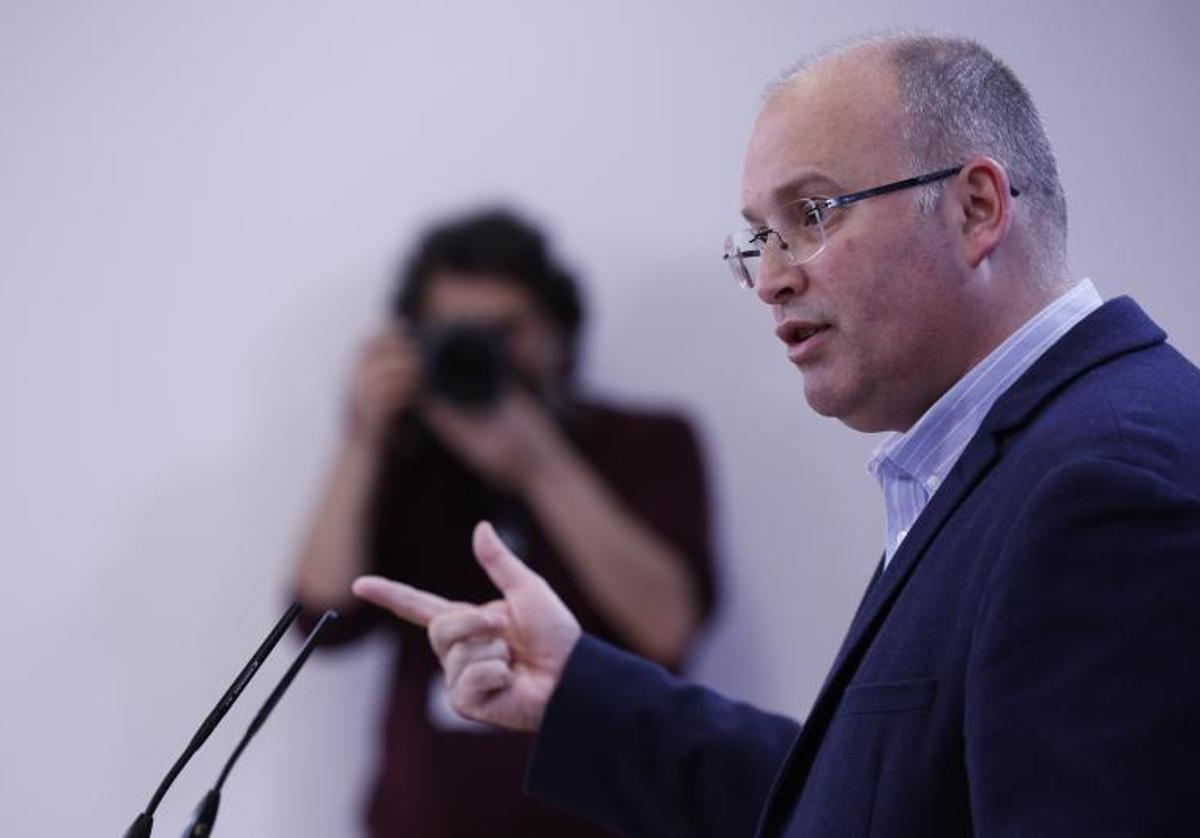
[{"left": 293, "top": 209, "right": 715, "bottom": 837}]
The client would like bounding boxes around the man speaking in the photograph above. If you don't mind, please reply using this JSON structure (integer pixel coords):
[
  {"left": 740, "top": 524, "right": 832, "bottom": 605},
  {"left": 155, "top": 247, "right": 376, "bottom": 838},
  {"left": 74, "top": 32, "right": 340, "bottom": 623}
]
[{"left": 353, "top": 34, "right": 1200, "bottom": 836}]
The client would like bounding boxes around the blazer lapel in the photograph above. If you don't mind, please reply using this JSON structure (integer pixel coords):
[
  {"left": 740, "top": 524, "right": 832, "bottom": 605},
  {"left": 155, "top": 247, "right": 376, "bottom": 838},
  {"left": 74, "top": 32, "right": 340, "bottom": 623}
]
[
  {"left": 754, "top": 296, "right": 1166, "bottom": 837},
  {"left": 755, "top": 430, "right": 1003, "bottom": 837}
]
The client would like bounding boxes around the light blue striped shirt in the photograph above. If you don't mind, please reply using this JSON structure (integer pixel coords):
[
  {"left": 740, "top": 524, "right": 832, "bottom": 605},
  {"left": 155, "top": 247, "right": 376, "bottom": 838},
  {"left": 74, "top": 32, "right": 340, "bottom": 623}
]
[{"left": 867, "top": 279, "right": 1104, "bottom": 566}]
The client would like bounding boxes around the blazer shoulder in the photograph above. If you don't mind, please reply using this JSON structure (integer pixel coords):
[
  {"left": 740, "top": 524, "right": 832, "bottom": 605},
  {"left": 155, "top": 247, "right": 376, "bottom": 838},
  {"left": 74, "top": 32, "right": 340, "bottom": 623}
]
[{"left": 1012, "top": 341, "right": 1200, "bottom": 495}]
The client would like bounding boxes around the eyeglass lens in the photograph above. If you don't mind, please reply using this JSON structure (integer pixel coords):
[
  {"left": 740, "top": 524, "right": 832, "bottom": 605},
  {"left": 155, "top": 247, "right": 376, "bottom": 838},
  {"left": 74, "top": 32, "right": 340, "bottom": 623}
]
[{"left": 724, "top": 199, "right": 825, "bottom": 289}]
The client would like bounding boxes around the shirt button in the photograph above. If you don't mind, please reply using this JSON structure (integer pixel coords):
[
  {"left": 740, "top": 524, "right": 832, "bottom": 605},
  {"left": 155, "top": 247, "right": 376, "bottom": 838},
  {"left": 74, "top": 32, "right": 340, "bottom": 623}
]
[
  {"left": 896, "top": 529, "right": 909, "bottom": 546},
  {"left": 925, "top": 475, "right": 941, "bottom": 491}
]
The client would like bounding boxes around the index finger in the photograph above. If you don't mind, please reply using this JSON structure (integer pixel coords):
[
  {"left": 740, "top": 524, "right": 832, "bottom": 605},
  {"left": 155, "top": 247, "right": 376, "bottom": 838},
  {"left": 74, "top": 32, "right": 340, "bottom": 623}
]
[{"left": 352, "top": 575, "right": 455, "bottom": 627}]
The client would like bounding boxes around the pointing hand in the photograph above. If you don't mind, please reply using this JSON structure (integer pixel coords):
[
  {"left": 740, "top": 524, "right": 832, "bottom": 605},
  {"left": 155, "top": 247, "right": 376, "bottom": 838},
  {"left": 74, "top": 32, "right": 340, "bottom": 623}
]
[{"left": 352, "top": 521, "right": 581, "bottom": 731}]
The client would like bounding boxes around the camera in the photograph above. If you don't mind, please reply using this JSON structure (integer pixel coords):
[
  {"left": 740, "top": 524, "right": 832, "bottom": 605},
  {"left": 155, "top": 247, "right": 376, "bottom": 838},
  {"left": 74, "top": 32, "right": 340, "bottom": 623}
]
[{"left": 418, "top": 324, "right": 510, "bottom": 407}]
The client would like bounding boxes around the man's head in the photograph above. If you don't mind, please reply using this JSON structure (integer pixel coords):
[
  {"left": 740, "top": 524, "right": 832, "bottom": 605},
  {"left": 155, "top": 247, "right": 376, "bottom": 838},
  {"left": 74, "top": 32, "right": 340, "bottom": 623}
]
[
  {"left": 740, "top": 35, "right": 1069, "bottom": 432},
  {"left": 392, "top": 209, "right": 584, "bottom": 397}
]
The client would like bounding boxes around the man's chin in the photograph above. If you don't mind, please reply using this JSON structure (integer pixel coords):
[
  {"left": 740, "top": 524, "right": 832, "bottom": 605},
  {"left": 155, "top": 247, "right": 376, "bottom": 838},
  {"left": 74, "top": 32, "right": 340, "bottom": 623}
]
[
  {"left": 802, "top": 384, "right": 890, "bottom": 433},
  {"left": 801, "top": 378, "right": 847, "bottom": 420}
]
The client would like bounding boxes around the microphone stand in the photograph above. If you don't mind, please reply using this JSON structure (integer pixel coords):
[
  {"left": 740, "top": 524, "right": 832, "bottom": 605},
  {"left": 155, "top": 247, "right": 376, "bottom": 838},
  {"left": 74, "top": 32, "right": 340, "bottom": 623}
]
[
  {"left": 182, "top": 610, "right": 337, "bottom": 837},
  {"left": 123, "top": 603, "right": 301, "bottom": 838}
]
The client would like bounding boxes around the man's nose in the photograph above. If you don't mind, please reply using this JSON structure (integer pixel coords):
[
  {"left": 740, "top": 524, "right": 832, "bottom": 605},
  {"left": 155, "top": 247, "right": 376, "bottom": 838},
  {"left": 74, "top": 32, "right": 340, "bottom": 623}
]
[{"left": 755, "top": 254, "right": 807, "bottom": 306}]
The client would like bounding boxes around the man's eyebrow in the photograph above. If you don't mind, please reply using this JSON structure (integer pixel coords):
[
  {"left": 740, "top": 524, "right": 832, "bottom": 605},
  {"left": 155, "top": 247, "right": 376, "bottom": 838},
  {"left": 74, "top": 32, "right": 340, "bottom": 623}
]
[{"left": 740, "top": 172, "right": 842, "bottom": 223}]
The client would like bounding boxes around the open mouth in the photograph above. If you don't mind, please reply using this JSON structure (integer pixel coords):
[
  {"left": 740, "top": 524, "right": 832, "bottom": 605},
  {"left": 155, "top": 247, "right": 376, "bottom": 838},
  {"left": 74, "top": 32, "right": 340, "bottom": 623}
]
[
  {"left": 778, "top": 322, "right": 830, "bottom": 346},
  {"left": 794, "top": 324, "right": 828, "bottom": 343}
]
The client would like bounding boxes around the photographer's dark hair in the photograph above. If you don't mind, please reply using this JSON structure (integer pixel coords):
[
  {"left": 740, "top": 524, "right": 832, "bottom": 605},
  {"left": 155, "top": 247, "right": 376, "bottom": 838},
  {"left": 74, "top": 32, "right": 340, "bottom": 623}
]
[{"left": 391, "top": 208, "right": 585, "bottom": 376}]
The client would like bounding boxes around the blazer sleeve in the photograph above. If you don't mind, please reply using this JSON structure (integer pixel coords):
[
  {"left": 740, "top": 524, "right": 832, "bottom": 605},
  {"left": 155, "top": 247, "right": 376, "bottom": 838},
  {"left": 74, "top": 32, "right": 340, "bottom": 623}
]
[
  {"left": 526, "top": 634, "right": 801, "bottom": 837},
  {"left": 966, "top": 457, "right": 1200, "bottom": 835}
]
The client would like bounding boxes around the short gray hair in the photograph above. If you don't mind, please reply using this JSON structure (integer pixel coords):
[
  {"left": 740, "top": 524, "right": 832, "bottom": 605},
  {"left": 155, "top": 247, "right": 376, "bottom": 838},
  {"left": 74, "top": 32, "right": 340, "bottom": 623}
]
[{"left": 774, "top": 34, "right": 1069, "bottom": 272}]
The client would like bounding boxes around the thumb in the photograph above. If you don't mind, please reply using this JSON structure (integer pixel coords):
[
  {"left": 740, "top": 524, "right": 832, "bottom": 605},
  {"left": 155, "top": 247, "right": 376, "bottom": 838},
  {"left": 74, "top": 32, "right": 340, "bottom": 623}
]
[{"left": 473, "top": 520, "right": 539, "bottom": 594}]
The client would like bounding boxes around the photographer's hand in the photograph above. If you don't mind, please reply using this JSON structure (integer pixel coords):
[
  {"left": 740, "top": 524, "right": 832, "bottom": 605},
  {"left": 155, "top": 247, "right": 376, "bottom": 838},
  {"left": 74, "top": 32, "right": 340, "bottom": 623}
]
[
  {"left": 348, "top": 322, "right": 423, "bottom": 448},
  {"left": 421, "top": 390, "right": 566, "bottom": 492}
]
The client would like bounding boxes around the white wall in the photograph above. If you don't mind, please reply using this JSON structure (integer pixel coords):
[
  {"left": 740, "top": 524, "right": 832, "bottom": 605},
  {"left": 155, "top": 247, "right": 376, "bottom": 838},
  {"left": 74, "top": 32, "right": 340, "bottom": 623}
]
[{"left": 2, "top": 1, "right": 1197, "bottom": 834}]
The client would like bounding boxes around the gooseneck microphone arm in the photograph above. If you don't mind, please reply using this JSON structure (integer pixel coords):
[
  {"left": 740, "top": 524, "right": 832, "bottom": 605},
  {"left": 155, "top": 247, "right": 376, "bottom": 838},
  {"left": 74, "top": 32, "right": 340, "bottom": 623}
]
[
  {"left": 123, "top": 602, "right": 302, "bottom": 838},
  {"left": 183, "top": 610, "right": 338, "bottom": 837}
]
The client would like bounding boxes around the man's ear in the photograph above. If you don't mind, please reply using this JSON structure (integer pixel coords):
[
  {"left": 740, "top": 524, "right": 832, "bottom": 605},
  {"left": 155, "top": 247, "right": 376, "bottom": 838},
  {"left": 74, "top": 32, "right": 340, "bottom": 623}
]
[{"left": 951, "top": 156, "right": 1014, "bottom": 268}]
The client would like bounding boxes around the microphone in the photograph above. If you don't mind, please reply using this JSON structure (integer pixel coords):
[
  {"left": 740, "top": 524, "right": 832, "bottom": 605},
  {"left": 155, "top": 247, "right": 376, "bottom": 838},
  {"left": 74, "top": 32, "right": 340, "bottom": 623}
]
[
  {"left": 123, "top": 603, "right": 301, "bottom": 838},
  {"left": 182, "top": 610, "right": 338, "bottom": 837}
]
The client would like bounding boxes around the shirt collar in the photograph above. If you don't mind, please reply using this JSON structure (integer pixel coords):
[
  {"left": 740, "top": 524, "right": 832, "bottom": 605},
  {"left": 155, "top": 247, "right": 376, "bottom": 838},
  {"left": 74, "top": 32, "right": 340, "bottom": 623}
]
[{"left": 867, "top": 278, "right": 1104, "bottom": 491}]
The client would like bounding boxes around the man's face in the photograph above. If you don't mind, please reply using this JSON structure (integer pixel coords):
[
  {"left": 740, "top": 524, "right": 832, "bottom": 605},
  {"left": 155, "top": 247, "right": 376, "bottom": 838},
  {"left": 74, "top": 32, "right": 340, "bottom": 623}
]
[
  {"left": 419, "top": 271, "right": 567, "bottom": 397},
  {"left": 741, "top": 57, "right": 973, "bottom": 432}
]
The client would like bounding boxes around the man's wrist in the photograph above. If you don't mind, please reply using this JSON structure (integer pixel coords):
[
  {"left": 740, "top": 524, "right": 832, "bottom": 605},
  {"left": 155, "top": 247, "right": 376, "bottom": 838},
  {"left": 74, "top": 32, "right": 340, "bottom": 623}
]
[{"left": 528, "top": 627, "right": 585, "bottom": 731}]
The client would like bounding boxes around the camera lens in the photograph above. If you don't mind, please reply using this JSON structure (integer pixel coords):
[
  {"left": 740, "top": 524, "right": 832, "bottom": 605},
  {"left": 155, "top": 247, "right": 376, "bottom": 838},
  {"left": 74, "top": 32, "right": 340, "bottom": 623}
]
[{"left": 420, "top": 325, "right": 509, "bottom": 407}]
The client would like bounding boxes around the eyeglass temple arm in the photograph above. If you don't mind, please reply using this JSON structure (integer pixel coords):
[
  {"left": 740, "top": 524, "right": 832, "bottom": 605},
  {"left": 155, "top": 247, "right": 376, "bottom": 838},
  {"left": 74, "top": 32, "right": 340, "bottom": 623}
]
[{"left": 824, "top": 165, "right": 1020, "bottom": 211}]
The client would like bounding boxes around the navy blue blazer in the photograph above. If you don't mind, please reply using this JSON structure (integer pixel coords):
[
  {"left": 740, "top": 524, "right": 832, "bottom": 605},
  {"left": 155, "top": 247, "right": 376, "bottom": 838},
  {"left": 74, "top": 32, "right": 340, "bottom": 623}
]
[{"left": 526, "top": 298, "right": 1200, "bottom": 837}]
